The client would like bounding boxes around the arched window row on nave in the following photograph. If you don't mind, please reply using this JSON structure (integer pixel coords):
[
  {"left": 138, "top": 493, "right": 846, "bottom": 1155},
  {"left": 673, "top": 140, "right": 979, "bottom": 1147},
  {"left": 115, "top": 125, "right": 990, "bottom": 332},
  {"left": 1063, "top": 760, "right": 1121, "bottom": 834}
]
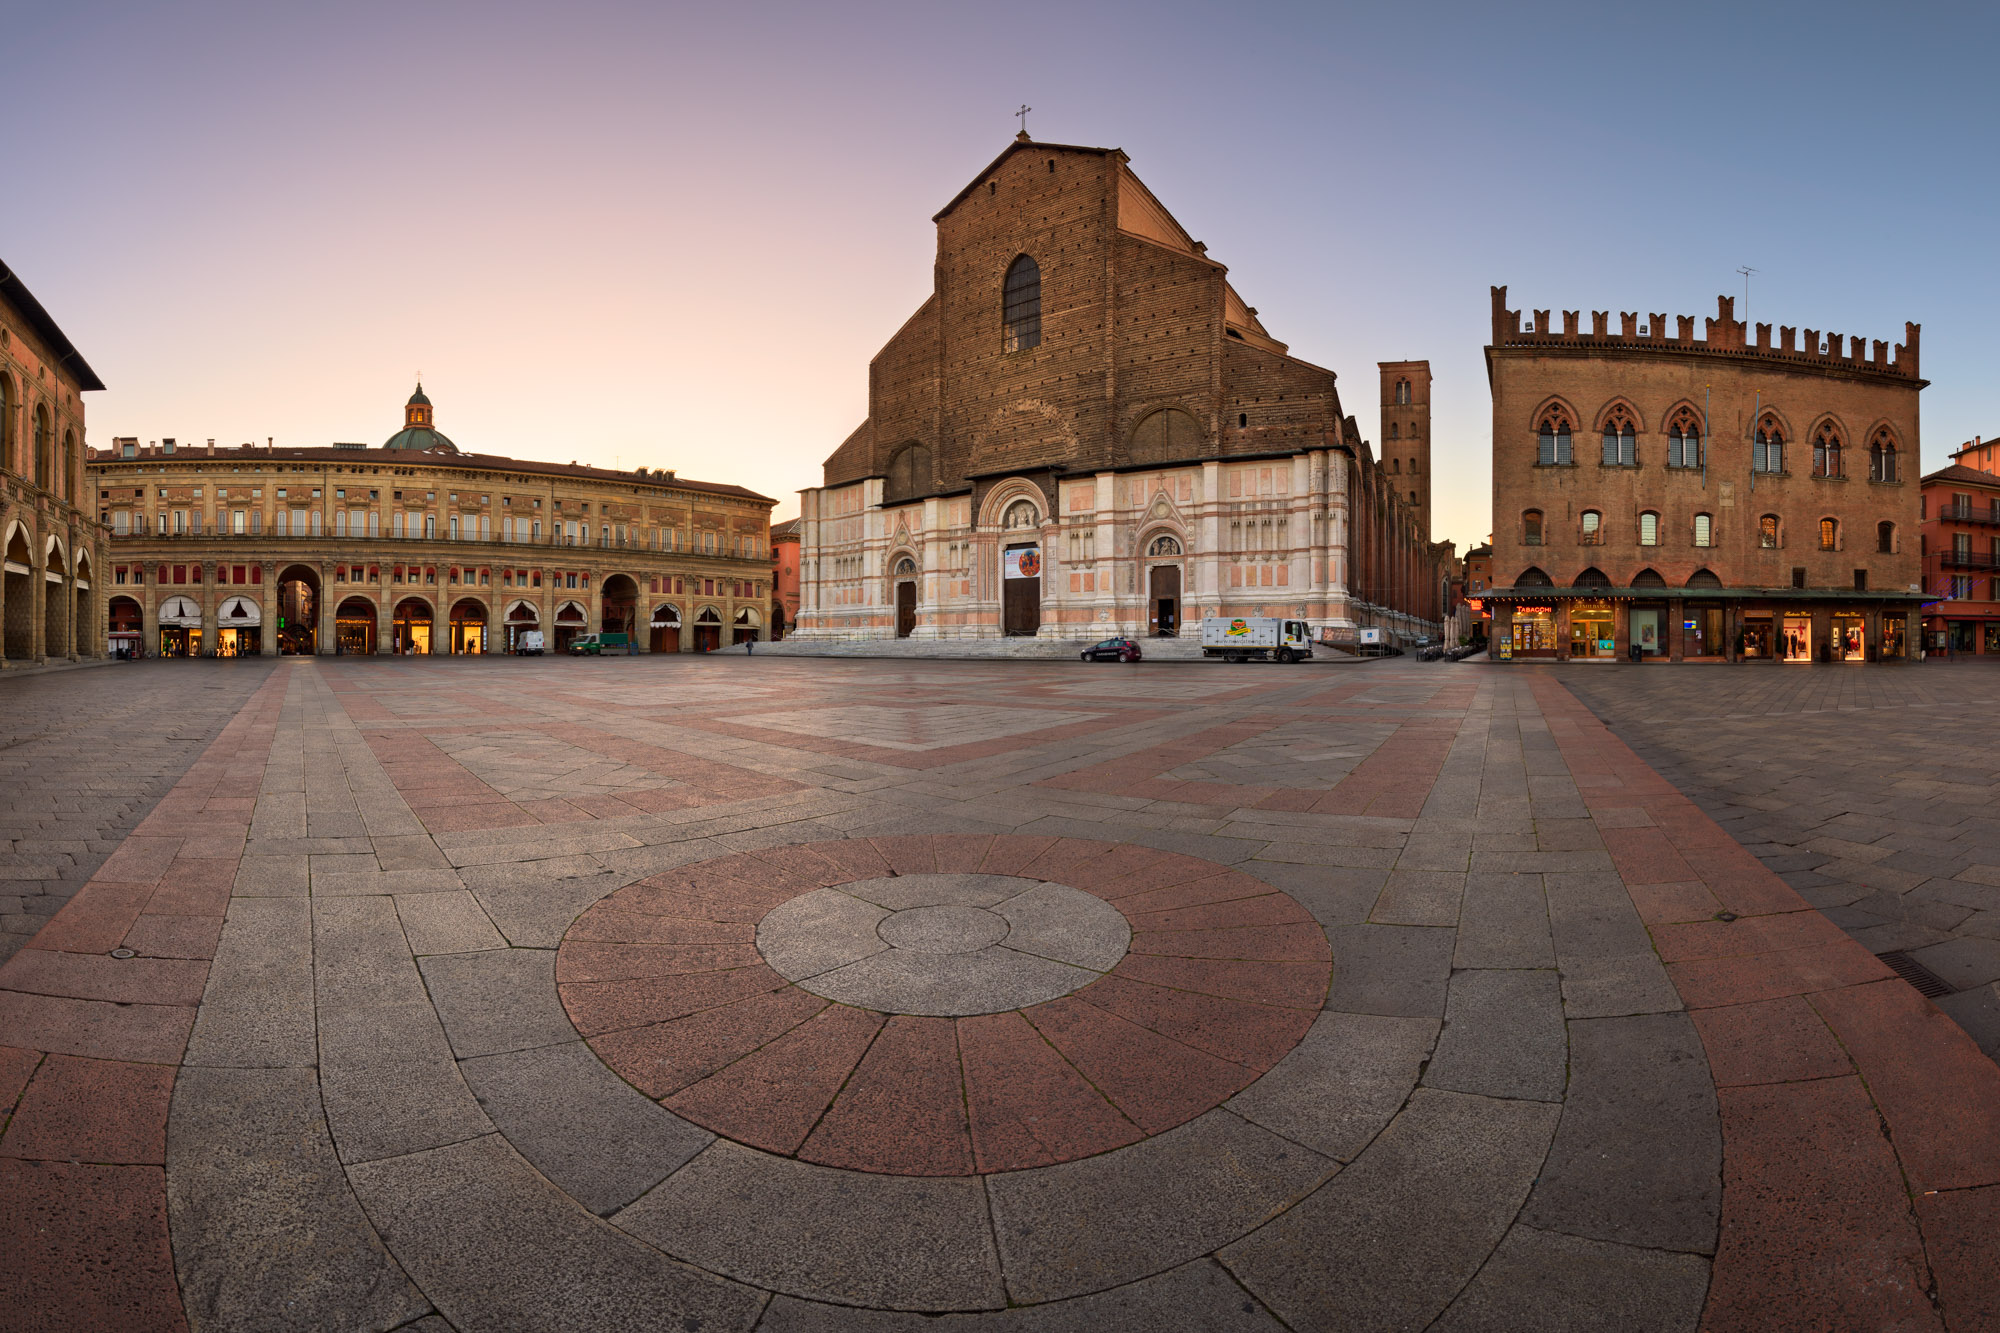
[{"left": 1531, "top": 403, "right": 1899, "bottom": 481}]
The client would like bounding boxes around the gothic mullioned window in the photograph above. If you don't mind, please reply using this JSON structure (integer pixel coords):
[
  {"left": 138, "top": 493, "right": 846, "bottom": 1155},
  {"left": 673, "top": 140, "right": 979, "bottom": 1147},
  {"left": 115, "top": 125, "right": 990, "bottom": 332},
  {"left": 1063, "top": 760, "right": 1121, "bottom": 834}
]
[
  {"left": 1395, "top": 379, "right": 1411, "bottom": 405},
  {"left": 1600, "top": 407, "right": 1636, "bottom": 466},
  {"left": 1002, "top": 255, "right": 1041, "bottom": 352},
  {"left": 1667, "top": 407, "right": 1703, "bottom": 469},
  {"left": 1754, "top": 417, "right": 1785, "bottom": 474},
  {"left": 1813, "top": 426, "right": 1844, "bottom": 478},
  {"left": 1536, "top": 408, "right": 1574, "bottom": 465},
  {"left": 1869, "top": 429, "right": 1899, "bottom": 482}
]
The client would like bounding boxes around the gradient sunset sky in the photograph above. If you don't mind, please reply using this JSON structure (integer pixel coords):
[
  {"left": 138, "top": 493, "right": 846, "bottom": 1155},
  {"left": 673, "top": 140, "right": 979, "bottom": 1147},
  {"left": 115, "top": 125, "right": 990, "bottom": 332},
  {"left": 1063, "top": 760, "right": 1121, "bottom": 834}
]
[{"left": 17, "top": 0, "right": 1998, "bottom": 549}]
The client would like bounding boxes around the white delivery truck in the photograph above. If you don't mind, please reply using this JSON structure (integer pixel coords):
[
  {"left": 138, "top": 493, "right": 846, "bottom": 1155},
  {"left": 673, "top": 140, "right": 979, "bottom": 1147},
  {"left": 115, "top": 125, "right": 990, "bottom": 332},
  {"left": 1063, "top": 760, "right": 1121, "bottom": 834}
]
[{"left": 1200, "top": 617, "right": 1316, "bottom": 663}]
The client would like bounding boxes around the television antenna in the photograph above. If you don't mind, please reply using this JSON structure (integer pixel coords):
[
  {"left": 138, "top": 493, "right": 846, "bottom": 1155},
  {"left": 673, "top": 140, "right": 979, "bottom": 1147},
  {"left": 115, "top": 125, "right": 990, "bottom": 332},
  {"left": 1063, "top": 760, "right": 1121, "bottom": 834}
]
[{"left": 1736, "top": 266, "right": 1759, "bottom": 323}]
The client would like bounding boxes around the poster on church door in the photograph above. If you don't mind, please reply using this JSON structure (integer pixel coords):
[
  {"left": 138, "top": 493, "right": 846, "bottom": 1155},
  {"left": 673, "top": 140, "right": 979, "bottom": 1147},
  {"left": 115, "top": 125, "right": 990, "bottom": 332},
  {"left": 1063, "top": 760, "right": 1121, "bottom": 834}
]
[{"left": 1004, "top": 548, "right": 1042, "bottom": 580}]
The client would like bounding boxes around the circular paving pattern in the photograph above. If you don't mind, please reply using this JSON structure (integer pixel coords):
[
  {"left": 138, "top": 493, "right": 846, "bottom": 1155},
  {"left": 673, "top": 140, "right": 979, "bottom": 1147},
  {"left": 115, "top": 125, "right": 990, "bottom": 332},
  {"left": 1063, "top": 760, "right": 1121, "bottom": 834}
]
[
  {"left": 756, "top": 873, "right": 1128, "bottom": 1015},
  {"left": 559, "top": 834, "right": 1332, "bottom": 1176}
]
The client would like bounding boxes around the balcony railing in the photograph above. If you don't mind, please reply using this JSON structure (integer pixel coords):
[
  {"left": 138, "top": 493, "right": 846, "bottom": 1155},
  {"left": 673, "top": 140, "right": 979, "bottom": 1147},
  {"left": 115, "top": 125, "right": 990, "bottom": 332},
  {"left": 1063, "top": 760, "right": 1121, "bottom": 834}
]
[
  {"left": 107, "top": 522, "right": 764, "bottom": 560},
  {"left": 1938, "top": 550, "right": 2000, "bottom": 571},
  {"left": 1936, "top": 503, "right": 2000, "bottom": 526}
]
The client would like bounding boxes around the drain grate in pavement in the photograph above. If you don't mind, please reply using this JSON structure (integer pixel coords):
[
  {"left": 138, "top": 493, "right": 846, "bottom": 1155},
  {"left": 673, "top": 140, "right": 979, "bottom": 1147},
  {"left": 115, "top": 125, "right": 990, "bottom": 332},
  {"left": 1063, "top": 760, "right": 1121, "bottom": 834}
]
[{"left": 1877, "top": 951, "right": 1955, "bottom": 999}]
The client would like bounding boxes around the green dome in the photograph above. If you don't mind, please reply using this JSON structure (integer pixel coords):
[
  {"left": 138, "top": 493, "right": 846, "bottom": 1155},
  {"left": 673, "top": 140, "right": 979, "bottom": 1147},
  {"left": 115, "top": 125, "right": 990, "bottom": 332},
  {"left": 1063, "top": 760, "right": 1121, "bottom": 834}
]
[{"left": 381, "top": 425, "right": 458, "bottom": 453}]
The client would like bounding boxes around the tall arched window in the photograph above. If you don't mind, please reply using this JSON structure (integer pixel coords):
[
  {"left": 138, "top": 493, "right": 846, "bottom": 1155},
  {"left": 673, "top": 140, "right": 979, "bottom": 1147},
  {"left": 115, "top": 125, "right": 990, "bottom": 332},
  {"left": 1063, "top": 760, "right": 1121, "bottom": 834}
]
[
  {"left": 1389, "top": 422, "right": 1400, "bottom": 439},
  {"left": 1639, "top": 511, "right": 1660, "bottom": 546},
  {"left": 1600, "top": 406, "right": 1635, "bottom": 466},
  {"left": 1395, "top": 379, "right": 1411, "bottom": 405},
  {"left": 61, "top": 430, "right": 75, "bottom": 500},
  {"left": 1754, "top": 417, "right": 1785, "bottom": 474},
  {"left": 1667, "top": 407, "right": 1703, "bottom": 470},
  {"left": 1877, "top": 521, "right": 1895, "bottom": 553},
  {"left": 1819, "top": 517, "right": 1839, "bottom": 550},
  {"left": 0, "top": 374, "right": 13, "bottom": 475},
  {"left": 1002, "top": 255, "right": 1041, "bottom": 352},
  {"left": 1813, "top": 426, "right": 1843, "bottom": 478},
  {"left": 1523, "top": 510, "right": 1544, "bottom": 546},
  {"left": 33, "top": 405, "right": 50, "bottom": 488},
  {"left": 1580, "top": 510, "right": 1602, "bottom": 544},
  {"left": 1869, "top": 429, "right": 1899, "bottom": 483},
  {"left": 1536, "top": 408, "right": 1573, "bottom": 466},
  {"left": 1693, "top": 513, "right": 1713, "bottom": 547},
  {"left": 1759, "top": 514, "right": 1779, "bottom": 549}
]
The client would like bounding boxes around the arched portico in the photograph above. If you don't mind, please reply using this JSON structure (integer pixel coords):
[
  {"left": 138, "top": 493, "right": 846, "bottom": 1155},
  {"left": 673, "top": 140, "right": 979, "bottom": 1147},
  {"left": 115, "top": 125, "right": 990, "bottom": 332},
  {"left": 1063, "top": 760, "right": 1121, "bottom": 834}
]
[
  {"left": 733, "top": 606, "right": 760, "bottom": 645},
  {"left": 276, "top": 563, "right": 320, "bottom": 655},
  {"left": 449, "top": 597, "right": 489, "bottom": 654},
  {"left": 393, "top": 597, "right": 435, "bottom": 654},
  {"left": 693, "top": 606, "right": 722, "bottom": 653},
  {"left": 650, "top": 602, "right": 682, "bottom": 654},
  {"left": 504, "top": 599, "right": 540, "bottom": 653},
  {"left": 554, "top": 599, "right": 588, "bottom": 653},
  {"left": 336, "top": 596, "right": 378, "bottom": 655}
]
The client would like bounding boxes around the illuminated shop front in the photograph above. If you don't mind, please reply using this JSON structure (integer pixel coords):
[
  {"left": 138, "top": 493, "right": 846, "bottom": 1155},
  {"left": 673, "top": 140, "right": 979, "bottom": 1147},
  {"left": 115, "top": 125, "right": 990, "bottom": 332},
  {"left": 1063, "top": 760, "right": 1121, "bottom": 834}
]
[
  {"left": 1568, "top": 601, "right": 1615, "bottom": 659},
  {"left": 1486, "top": 586, "right": 1923, "bottom": 665},
  {"left": 1508, "top": 604, "right": 1558, "bottom": 658}
]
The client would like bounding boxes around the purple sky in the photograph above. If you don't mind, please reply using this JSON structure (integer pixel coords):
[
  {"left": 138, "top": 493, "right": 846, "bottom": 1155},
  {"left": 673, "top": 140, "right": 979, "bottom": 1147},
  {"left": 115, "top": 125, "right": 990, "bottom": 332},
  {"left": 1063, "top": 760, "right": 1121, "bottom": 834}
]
[{"left": 17, "top": 0, "right": 1997, "bottom": 549}]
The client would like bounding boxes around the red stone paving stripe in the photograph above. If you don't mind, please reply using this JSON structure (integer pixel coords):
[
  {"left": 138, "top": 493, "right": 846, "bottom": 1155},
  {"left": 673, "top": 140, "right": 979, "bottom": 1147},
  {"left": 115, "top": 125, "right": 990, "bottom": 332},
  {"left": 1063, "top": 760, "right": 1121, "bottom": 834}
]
[
  {"left": 603, "top": 884, "right": 774, "bottom": 925},
  {"left": 1122, "top": 892, "right": 1313, "bottom": 932},
  {"left": 1650, "top": 908, "right": 1848, "bottom": 964},
  {"left": 1598, "top": 825, "right": 1699, "bottom": 885},
  {"left": 0, "top": 950, "right": 209, "bottom": 1007},
  {"left": 1705, "top": 1077, "right": 1941, "bottom": 1333},
  {"left": 0, "top": 990, "right": 197, "bottom": 1065},
  {"left": 674, "top": 706, "right": 1168, "bottom": 771},
  {"left": 559, "top": 966, "right": 791, "bottom": 1038},
  {"left": 536, "top": 722, "right": 804, "bottom": 804},
  {"left": 1127, "top": 922, "right": 1329, "bottom": 962},
  {"left": 1064, "top": 846, "right": 1217, "bottom": 897},
  {"left": 1916, "top": 1187, "right": 2000, "bottom": 1333},
  {"left": 1310, "top": 717, "right": 1459, "bottom": 818},
  {"left": 932, "top": 834, "right": 995, "bottom": 873},
  {"left": 800, "top": 1015, "right": 974, "bottom": 1176},
  {"left": 554, "top": 941, "right": 765, "bottom": 984},
  {"left": 1074, "top": 974, "right": 1312, "bottom": 1070},
  {"left": 1688, "top": 997, "right": 1854, "bottom": 1088},
  {"left": 1013, "top": 838, "right": 1120, "bottom": 885},
  {"left": 1810, "top": 981, "right": 2000, "bottom": 1194},
  {"left": 1531, "top": 671, "right": 2000, "bottom": 1331},
  {"left": 1623, "top": 880, "right": 1723, "bottom": 925},
  {"left": 119, "top": 914, "right": 225, "bottom": 962},
  {"left": 974, "top": 833, "right": 1061, "bottom": 877},
  {"left": 664, "top": 1004, "right": 885, "bottom": 1156},
  {"left": 1110, "top": 954, "right": 1329, "bottom": 1010},
  {"left": 0, "top": 1160, "right": 189, "bottom": 1333},
  {"left": 587, "top": 986, "right": 829, "bottom": 1099},
  {"left": 143, "top": 859, "right": 237, "bottom": 918},
  {"left": 803, "top": 837, "right": 896, "bottom": 883},
  {"left": 1022, "top": 995, "right": 1252, "bottom": 1134},
  {"left": 92, "top": 836, "right": 184, "bottom": 886},
  {"left": 868, "top": 834, "right": 939, "bottom": 876},
  {"left": 561, "top": 909, "right": 757, "bottom": 945},
  {"left": 0, "top": 1046, "right": 42, "bottom": 1119},
  {"left": 957, "top": 1011, "right": 1141, "bottom": 1173},
  {"left": 26, "top": 883, "right": 158, "bottom": 955},
  {"left": 0, "top": 1055, "right": 174, "bottom": 1166},
  {"left": 1035, "top": 718, "right": 1280, "bottom": 796},
  {"left": 1111, "top": 875, "right": 1293, "bottom": 919}
]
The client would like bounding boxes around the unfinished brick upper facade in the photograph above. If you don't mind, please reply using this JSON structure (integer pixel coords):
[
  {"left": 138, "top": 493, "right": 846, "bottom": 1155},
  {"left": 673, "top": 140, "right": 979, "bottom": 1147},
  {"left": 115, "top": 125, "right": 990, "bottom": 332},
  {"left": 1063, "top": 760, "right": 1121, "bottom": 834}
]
[
  {"left": 1486, "top": 286, "right": 1925, "bottom": 662},
  {"left": 798, "top": 136, "right": 1443, "bottom": 643}
]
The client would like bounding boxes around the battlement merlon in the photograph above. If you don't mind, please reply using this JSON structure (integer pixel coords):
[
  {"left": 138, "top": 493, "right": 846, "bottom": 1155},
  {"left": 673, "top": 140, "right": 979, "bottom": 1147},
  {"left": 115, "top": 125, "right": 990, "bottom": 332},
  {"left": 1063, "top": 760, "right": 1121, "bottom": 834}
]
[{"left": 1488, "top": 285, "right": 1921, "bottom": 380}]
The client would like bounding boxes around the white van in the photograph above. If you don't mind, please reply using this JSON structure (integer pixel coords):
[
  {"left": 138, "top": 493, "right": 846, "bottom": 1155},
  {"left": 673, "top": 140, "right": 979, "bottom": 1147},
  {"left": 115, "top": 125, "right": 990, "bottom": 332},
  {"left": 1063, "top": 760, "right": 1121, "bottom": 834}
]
[{"left": 1200, "top": 617, "right": 1315, "bottom": 663}]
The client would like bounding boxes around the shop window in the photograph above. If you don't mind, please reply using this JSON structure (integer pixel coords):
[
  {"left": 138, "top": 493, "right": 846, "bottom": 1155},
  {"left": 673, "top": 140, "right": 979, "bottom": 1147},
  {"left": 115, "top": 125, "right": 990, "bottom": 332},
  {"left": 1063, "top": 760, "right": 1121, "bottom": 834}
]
[
  {"left": 1639, "top": 511, "right": 1659, "bottom": 546},
  {"left": 1523, "top": 510, "right": 1544, "bottom": 546},
  {"left": 1579, "top": 510, "right": 1602, "bottom": 544},
  {"left": 1813, "top": 426, "right": 1844, "bottom": 478},
  {"left": 1877, "top": 521, "right": 1895, "bottom": 554},
  {"left": 1536, "top": 408, "right": 1574, "bottom": 466},
  {"left": 1760, "top": 514, "right": 1779, "bottom": 549},
  {"left": 1819, "top": 517, "right": 1838, "bottom": 550}
]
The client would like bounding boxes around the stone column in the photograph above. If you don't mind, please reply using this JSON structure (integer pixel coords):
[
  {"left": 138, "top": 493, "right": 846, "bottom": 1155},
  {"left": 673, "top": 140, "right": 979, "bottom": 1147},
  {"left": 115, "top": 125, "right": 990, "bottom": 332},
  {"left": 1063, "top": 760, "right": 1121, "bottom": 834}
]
[
  {"left": 317, "top": 562, "right": 334, "bottom": 654},
  {"left": 29, "top": 522, "right": 46, "bottom": 662},
  {"left": 259, "top": 562, "right": 279, "bottom": 656},
  {"left": 63, "top": 523, "right": 79, "bottom": 660},
  {"left": 376, "top": 594, "right": 392, "bottom": 656},
  {"left": 200, "top": 561, "right": 219, "bottom": 656},
  {"left": 0, "top": 507, "right": 10, "bottom": 665},
  {"left": 1668, "top": 598, "right": 1685, "bottom": 662}
]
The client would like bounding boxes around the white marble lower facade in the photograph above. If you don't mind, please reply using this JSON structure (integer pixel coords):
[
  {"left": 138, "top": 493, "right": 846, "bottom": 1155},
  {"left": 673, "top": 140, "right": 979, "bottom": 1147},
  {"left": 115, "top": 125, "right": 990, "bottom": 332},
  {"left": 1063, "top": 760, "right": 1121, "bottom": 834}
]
[{"left": 795, "top": 452, "right": 1437, "bottom": 643}]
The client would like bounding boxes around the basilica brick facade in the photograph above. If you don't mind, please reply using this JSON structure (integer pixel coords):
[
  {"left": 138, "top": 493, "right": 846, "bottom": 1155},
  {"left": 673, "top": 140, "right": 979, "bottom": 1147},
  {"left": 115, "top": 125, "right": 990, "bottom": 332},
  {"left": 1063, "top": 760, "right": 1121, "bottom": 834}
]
[
  {"left": 1486, "top": 287, "right": 1925, "bottom": 663},
  {"left": 793, "top": 136, "right": 1445, "bottom": 644}
]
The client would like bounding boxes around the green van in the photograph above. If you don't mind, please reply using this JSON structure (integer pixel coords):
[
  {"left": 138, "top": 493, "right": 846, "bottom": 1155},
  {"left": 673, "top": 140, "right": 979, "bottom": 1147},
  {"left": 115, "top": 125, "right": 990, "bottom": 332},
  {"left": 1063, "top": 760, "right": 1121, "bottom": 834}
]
[{"left": 568, "top": 632, "right": 632, "bottom": 656}]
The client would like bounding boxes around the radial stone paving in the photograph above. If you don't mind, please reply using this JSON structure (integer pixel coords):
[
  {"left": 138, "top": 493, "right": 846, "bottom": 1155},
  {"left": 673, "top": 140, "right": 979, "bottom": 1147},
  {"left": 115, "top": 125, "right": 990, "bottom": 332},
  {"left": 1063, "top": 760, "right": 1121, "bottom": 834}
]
[{"left": 0, "top": 654, "right": 1997, "bottom": 1332}]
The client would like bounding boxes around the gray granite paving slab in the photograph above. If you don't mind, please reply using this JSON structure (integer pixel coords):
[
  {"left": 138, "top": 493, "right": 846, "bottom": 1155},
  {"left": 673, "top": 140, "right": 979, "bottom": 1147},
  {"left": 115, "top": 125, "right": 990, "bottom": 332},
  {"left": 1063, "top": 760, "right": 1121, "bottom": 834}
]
[
  {"left": 1559, "top": 952, "right": 1685, "bottom": 1019},
  {"left": 841, "top": 872, "right": 1044, "bottom": 910},
  {"left": 802, "top": 943, "right": 1097, "bottom": 1016},
  {"left": 1523, "top": 1013, "right": 1722, "bottom": 1254},
  {"left": 1935, "top": 982, "right": 2000, "bottom": 1060},
  {"left": 184, "top": 896, "right": 316, "bottom": 1069},
  {"left": 460, "top": 859, "right": 627, "bottom": 948},
  {"left": 1234, "top": 862, "right": 1384, "bottom": 926},
  {"left": 1432, "top": 1224, "right": 1710, "bottom": 1333},
  {"left": 348, "top": 1134, "right": 763, "bottom": 1331},
  {"left": 459, "top": 1040, "right": 712, "bottom": 1216},
  {"left": 986, "top": 1110, "right": 1335, "bottom": 1304},
  {"left": 1369, "top": 870, "right": 1465, "bottom": 926},
  {"left": 1545, "top": 870, "right": 1655, "bottom": 958},
  {"left": 420, "top": 947, "right": 577, "bottom": 1058},
  {"left": 1218, "top": 1088, "right": 1560, "bottom": 1333},
  {"left": 991, "top": 883, "right": 1129, "bottom": 970},
  {"left": 1227, "top": 1011, "right": 1438, "bottom": 1161},
  {"left": 1453, "top": 872, "right": 1554, "bottom": 969},
  {"left": 757, "top": 887, "right": 890, "bottom": 979},
  {"left": 167, "top": 1066, "right": 431, "bottom": 1333},
  {"left": 234, "top": 853, "right": 310, "bottom": 896},
  {"left": 757, "top": 1258, "right": 1284, "bottom": 1331},
  {"left": 1424, "top": 969, "right": 1568, "bottom": 1102},
  {"left": 396, "top": 889, "right": 507, "bottom": 955},
  {"left": 320, "top": 1051, "right": 495, "bottom": 1165},
  {"left": 617, "top": 1139, "right": 1003, "bottom": 1312},
  {"left": 1322, "top": 924, "right": 1455, "bottom": 1017},
  {"left": 1908, "top": 935, "right": 2000, "bottom": 990}
]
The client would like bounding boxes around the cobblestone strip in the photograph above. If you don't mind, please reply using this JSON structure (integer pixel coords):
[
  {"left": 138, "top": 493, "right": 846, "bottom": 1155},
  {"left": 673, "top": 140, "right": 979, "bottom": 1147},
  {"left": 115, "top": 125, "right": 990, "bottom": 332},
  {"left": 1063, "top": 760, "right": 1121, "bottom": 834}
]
[
  {"left": 0, "top": 663, "right": 289, "bottom": 1333},
  {"left": 1532, "top": 671, "right": 2000, "bottom": 1333}
]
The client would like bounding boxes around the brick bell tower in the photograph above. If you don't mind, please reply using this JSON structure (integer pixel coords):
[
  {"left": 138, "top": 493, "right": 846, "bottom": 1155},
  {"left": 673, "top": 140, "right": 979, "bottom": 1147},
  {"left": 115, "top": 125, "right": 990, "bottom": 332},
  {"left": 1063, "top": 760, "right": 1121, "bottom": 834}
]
[{"left": 1379, "top": 360, "right": 1432, "bottom": 539}]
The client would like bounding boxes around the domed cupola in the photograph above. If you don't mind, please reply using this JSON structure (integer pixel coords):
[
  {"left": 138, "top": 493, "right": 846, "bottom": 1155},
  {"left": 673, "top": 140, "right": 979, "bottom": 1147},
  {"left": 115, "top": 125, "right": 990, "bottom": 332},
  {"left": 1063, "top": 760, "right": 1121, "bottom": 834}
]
[{"left": 382, "top": 382, "right": 459, "bottom": 453}]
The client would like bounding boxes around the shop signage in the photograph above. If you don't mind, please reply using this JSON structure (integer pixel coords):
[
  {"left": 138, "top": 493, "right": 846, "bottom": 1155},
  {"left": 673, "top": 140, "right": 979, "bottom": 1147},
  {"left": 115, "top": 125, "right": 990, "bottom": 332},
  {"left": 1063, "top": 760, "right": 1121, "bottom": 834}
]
[
  {"left": 1496, "top": 640, "right": 1513, "bottom": 659},
  {"left": 1514, "top": 604, "right": 1553, "bottom": 615},
  {"left": 1004, "top": 547, "right": 1042, "bottom": 580},
  {"left": 1359, "top": 628, "right": 1382, "bottom": 644}
]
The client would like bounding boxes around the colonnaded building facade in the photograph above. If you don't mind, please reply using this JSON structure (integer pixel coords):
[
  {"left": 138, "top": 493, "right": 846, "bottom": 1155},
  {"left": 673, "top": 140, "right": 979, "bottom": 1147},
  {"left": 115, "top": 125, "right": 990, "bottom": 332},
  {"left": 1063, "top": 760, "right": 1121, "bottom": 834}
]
[
  {"left": 87, "top": 388, "right": 775, "bottom": 657},
  {"left": 0, "top": 260, "right": 106, "bottom": 666},
  {"left": 791, "top": 136, "right": 1447, "bottom": 644},
  {"left": 1484, "top": 288, "right": 1924, "bottom": 663}
]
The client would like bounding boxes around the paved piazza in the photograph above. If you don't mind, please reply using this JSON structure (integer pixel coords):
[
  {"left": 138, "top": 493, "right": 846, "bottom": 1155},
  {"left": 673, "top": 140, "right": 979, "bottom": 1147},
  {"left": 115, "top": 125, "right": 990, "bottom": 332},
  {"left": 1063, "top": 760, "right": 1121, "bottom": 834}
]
[{"left": 2, "top": 655, "right": 1998, "bottom": 1331}]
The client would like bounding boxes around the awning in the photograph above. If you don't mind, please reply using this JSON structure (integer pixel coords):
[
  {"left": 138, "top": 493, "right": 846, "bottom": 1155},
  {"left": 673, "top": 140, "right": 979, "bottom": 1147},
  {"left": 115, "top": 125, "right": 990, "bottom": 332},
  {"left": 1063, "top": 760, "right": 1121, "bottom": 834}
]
[
  {"left": 651, "top": 603, "right": 681, "bottom": 627},
  {"left": 219, "top": 595, "right": 261, "bottom": 627},
  {"left": 555, "top": 600, "right": 588, "bottom": 624},
  {"left": 505, "top": 599, "right": 539, "bottom": 623},
  {"left": 158, "top": 596, "right": 202, "bottom": 628}
]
